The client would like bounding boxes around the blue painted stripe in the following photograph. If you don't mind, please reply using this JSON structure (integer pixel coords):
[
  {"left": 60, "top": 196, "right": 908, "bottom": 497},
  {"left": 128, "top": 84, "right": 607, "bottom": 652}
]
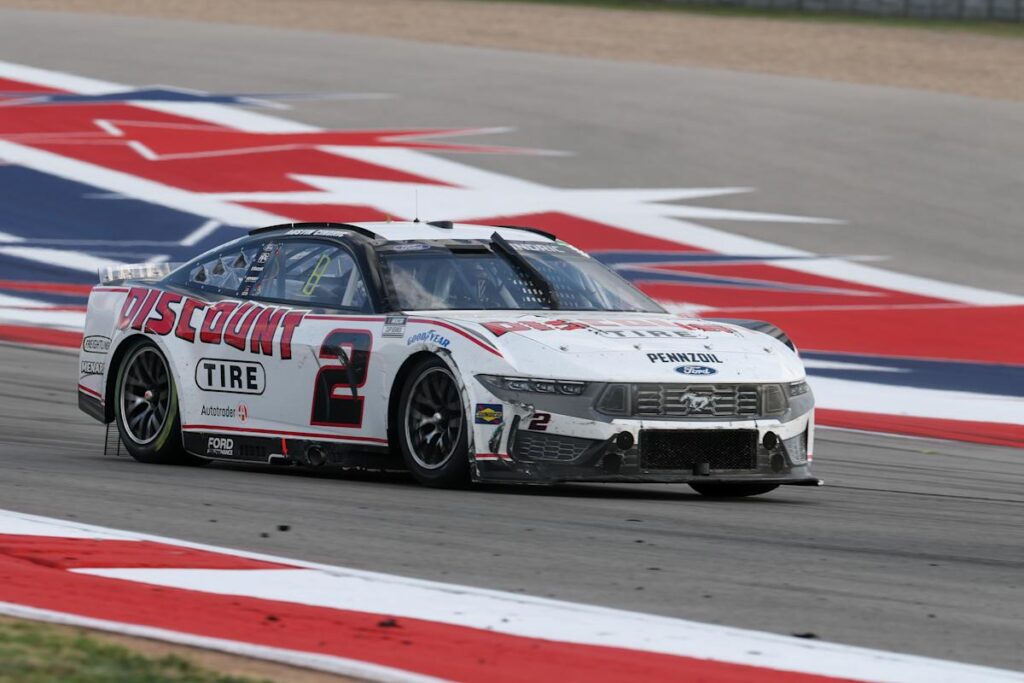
[{"left": 802, "top": 351, "right": 1024, "bottom": 398}]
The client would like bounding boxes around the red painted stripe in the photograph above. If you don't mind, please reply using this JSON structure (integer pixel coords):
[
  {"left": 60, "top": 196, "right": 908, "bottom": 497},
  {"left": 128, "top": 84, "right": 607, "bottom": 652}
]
[
  {"left": 301, "top": 315, "right": 386, "bottom": 322},
  {"left": 0, "top": 536, "right": 292, "bottom": 570},
  {"left": 0, "top": 541, "right": 854, "bottom": 683},
  {"left": 817, "top": 409, "right": 1024, "bottom": 448},
  {"left": 77, "top": 384, "right": 103, "bottom": 400},
  {"left": 0, "top": 280, "right": 93, "bottom": 296},
  {"left": 475, "top": 453, "right": 513, "bottom": 461},
  {"left": 408, "top": 317, "right": 502, "bottom": 357},
  {"left": 706, "top": 305, "right": 1024, "bottom": 365},
  {"left": 0, "top": 305, "right": 87, "bottom": 312},
  {"left": 304, "top": 314, "right": 503, "bottom": 357},
  {"left": 0, "top": 324, "right": 81, "bottom": 348},
  {"left": 181, "top": 424, "right": 389, "bottom": 445}
]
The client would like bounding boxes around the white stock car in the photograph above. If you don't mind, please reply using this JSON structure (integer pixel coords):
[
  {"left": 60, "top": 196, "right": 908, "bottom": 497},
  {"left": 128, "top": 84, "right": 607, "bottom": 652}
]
[{"left": 77, "top": 221, "right": 819, "bottom": 496}]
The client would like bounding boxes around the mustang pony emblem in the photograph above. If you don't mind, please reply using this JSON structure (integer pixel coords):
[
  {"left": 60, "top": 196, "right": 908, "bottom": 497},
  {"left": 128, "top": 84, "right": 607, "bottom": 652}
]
[{"left": 677, "top": 393, "right": 713, "bottom": 414}]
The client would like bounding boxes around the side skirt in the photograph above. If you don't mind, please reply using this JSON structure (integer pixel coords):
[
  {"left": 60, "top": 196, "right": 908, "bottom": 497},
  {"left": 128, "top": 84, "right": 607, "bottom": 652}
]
[{"left": 182, "top": 432, "right": 400, "bottom": 470}]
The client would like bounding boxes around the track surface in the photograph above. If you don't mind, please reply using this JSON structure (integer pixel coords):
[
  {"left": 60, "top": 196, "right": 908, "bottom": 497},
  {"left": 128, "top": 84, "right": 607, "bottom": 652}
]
[
  {"left": 0, "top": 9, "right": 1021, "bottom": 293},
  {"left": 3, "top": 343, "right": 1023, "bottom": 671},
  {"left": 0, "top": 7, "right": 1021, "bottom": 675}
]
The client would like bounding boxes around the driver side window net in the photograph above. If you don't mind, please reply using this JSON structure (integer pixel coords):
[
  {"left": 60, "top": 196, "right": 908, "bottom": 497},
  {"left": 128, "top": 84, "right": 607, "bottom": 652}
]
[
  {"left": 188, "top": 245, "right": 258, "bottom": 295},
  {"left": 246, "top": 240, "right": 369, "bottom": 310}
]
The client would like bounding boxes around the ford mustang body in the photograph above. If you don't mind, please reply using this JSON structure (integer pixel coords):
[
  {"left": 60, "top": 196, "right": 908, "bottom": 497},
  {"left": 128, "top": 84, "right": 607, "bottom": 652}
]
[{"left": 77, "top": 221, "right": 818, "bottom": 495}]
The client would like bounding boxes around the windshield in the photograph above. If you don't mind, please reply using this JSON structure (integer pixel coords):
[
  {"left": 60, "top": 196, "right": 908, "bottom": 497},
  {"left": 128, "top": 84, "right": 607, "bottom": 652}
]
[{"left": 378, "top": 240, "right": 664, "bottom": 313}]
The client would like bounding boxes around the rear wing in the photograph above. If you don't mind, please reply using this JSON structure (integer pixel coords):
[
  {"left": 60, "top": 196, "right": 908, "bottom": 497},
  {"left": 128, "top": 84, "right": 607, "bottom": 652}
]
[{"left": 98, "top": 263, "right": 180, "bottom": 286}]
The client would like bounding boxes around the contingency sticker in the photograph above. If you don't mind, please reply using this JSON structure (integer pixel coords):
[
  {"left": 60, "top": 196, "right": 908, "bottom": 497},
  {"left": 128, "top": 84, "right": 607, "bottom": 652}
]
[
  {"left": 382, "top": 316, "right": 407, "bottom": 338},
  {"left": 474, "top": 404, "right": 504, "bottom": 425}
]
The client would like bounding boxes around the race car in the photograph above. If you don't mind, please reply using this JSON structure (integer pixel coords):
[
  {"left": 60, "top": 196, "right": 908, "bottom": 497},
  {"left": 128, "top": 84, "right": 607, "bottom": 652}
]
[{"left": 77, "top": 221, "right": 819, "bottom": 496}]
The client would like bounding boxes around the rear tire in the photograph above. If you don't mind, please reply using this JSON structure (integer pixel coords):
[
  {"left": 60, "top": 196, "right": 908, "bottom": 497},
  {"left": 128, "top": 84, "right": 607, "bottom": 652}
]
[
  {"left": 397, "top": 357, "right": 470, "bottom": 488},
  {"left": 113, "top": 340, "right": 205, "bottom": 466},
  {"left": 689, "top": 483, "right": 779, "bottom": 498}
]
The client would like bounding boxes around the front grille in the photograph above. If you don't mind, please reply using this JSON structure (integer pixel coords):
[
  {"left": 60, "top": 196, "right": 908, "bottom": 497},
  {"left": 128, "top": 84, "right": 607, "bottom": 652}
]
[
  {"left": 632, "top": 384, "right": 760, "bottom": 418},
  {"left": 513, "top": 431, "right": 595, "bottom": 463},
  {"left": 640, "top": 430, "right": 758, "bottom": 471}
]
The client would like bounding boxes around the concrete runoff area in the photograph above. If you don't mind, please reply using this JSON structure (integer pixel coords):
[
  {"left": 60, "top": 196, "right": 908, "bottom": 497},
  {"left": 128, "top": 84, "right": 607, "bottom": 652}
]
[{"left": 1, "top": 343, "right": 1023, "bottom": 670}]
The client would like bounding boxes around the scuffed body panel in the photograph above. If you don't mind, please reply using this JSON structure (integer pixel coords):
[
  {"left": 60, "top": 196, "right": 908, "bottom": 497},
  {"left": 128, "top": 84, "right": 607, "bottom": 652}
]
[{"left": 80, "top": 286, "right": 816, "bottom": 485}]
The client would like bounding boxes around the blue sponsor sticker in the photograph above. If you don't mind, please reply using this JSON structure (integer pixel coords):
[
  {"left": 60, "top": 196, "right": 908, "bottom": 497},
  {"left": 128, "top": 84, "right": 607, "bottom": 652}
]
[
  {"left": 406, "top": 329, "right": 451, "bottom": 348},
  {"left": 675, "top": 365, "right": 717, "bottom": 376},
  {"left": 474, "top": 403, "right": 503, "bottom": 425}
]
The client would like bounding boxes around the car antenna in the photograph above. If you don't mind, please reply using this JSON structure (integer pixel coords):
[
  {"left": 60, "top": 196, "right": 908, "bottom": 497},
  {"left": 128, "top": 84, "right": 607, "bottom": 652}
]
[{"left": 413, "top": 189, "right": 420, "bottom": 223}]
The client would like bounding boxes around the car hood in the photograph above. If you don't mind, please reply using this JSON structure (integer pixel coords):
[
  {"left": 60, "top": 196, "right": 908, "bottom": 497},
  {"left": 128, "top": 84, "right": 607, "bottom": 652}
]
[{"left": 424, "top": 311, "right": 806, "bottom": 383}]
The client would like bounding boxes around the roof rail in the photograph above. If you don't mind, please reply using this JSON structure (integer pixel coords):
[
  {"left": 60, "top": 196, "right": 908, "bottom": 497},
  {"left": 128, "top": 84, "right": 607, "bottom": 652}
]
[
  {"left": 247, "top": 222, "right": 378, "bottom": 239},
  {"left": 427, "top": 220, "right": 454, "bottom": 229},
  {"left": 496, "top": 224, "right": 557, "bottom": 242}
]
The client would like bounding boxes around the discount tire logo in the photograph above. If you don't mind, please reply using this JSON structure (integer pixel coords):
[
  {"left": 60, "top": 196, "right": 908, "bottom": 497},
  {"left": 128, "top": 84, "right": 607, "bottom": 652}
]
[{"left": 196, "top": 359, "right": 266, "bottom": 395}]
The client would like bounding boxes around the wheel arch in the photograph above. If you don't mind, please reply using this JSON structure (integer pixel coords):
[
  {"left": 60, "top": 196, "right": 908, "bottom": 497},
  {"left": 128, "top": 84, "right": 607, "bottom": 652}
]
[
  {"left": 104, "top": 333, "right": 184, "bottom": 423},
  {"left": 386, "top": 351, "right": 441, "bottom": 454},
  {"left": 103, "top": 333, "right": 150, "bottom": 422},
  {"left": 704, "top": 318, "right": 796, "bottom": 352}
]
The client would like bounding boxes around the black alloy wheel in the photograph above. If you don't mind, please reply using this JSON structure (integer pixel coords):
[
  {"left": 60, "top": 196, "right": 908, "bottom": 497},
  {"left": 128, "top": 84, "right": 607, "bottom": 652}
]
[
  {"left": 114, "top": 341, "right": 203, "bottom": 465},
  {"left": 398, "top": 357, "right": 470, "bottom": 488}
]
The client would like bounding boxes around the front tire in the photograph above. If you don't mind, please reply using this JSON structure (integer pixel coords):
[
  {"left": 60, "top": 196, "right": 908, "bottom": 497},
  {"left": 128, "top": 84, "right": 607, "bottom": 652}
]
[
  {"left": 689, "top": 483, "right": 779, "bottom": 498},
  {"left": 397, "top": 357, "right": 470, "bottom": 488},
  {"left": 114, "top": 340, "right": 204, "bottom": 466}
]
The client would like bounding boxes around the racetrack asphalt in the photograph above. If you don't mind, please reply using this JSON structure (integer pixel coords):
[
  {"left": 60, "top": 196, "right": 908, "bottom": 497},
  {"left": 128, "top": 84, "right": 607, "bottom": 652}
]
[
  {"left": 3, "top": 342, "right": 1023, "bottom": 671},
  {"left": 0, "top": 7, "right": 1022, "bottom": 674},
  {"left": 0, "top": 8, "right": 1022, "bottom": 294}
]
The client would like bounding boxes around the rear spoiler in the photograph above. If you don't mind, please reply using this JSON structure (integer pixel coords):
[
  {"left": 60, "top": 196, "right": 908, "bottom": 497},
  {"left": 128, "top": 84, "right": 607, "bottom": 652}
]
[{"left": 99, "top": 263, "right": 180, "bottom": 286}]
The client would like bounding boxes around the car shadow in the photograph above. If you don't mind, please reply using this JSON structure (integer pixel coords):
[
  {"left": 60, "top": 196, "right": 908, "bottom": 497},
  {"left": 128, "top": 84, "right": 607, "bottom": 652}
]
[{"left": 196, "top": 460, "right": 807, "bottom": 503}]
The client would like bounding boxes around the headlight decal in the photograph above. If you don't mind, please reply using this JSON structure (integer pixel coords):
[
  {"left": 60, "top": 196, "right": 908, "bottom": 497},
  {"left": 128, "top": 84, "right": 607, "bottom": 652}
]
[
  {"left": 788, "top": 380, "right": 810, "bottom": 397},
  {"left": 477, "top": 375, "right": 587, "bottom": 396}
]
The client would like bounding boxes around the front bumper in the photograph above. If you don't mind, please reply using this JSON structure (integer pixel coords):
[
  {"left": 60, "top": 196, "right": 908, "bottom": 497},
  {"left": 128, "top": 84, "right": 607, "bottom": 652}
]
[{"left": 471, "top": 409, "right": 817, "bottom": 485}]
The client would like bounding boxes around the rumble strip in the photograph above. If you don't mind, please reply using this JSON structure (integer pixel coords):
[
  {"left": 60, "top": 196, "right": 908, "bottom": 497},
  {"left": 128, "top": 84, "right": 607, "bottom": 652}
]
[{"left": 0, "top": 509, "right": 1020, "bottom": 683}]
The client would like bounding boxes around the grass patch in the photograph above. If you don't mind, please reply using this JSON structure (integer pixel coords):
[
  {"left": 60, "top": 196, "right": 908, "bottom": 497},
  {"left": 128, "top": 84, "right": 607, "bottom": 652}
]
[
  {"left": 462, "top": 0, "right": 1024, "bottom": 38},
  {"left": 0, "top": 619, "right": 271, "bottom": 683}
]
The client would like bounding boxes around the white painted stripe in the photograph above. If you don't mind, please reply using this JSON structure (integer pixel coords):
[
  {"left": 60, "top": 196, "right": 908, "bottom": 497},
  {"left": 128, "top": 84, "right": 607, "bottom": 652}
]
[
  {"left": 180, "top": 219, "right": 222, "bottom": 246},
  {"left": 0, "top": 140, "right": 287, "bottom": 228},
  {"left": 0, "top": 603, "right": 448, "bottom": 683},
  {"left": 0, "top": 243, "right": 122, "bottom": 274},
  {"left": 1, "top": 509, "right": 1019, "bottom": 683},
  {"left": 566, "top": 207, "right": 1024, "bottom": 307},
  {"left": 0, "top": 307, "right": 86, "bottom": 329},
  {"left": 0, "top": 62, "right": 123, "bottom": 95},
  {"left": 0, "top": 292, "right": 56, "bottom": 309},
  {"left": 809, "top": 376, "right": 1024, "bottom": 424},
  {"left": 803, "top": 359, "right": 909, "bottom": 373}
]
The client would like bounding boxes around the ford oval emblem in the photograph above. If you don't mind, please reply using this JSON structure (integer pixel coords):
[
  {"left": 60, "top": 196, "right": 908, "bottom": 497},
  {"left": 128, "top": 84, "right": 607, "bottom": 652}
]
[{"left": 675, "top": 365, "right": 717, "bottom": 376}]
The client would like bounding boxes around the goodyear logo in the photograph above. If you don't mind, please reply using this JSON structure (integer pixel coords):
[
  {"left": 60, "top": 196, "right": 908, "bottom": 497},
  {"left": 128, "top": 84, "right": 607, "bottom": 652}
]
[{"left": 475, "top": 404, "right": 503, "bottom": 425}]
